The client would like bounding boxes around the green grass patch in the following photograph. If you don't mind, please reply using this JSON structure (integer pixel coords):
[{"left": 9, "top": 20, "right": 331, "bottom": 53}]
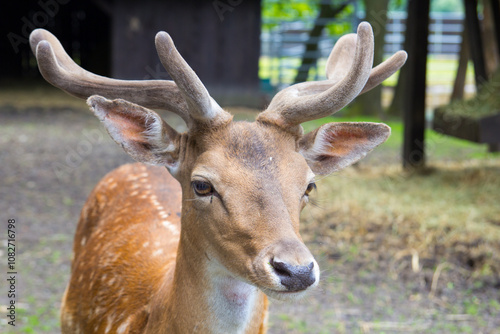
[{"left": 259, "top": 55, "right": 475, "bottom": 89}]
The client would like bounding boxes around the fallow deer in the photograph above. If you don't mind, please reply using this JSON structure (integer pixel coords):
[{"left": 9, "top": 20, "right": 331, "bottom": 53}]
[{"left": 30, "top": 22, "right": 406, "bottom": 333}]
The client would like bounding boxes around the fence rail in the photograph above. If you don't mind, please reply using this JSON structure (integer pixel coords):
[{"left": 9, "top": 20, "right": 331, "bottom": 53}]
[{"left": 261, "top": 12, "right": 466, "bottom": 91}]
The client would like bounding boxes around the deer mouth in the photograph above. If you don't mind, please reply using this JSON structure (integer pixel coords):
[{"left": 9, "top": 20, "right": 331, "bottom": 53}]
[{"left": 260, "top": 286, "right": 316, "bottom": 301}]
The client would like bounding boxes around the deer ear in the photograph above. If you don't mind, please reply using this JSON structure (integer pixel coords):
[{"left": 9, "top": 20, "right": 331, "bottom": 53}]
[
  {"left": 87, "top": 95, "right": 181, "bottom": 173},
  {"left": 298, "top": 122, "right": 390, "bottom": 175}
]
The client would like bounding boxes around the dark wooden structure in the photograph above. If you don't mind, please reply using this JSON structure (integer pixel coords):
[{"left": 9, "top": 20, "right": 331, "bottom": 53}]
[
  {"left": 433, "top": 0, "right": 500, "bottom": 152},
  {"left": 434, "top": 111, "right": 500, "bottom": 151},
  {"left": 111, "top": 0, "right": 261, "bottom": 106},
  {"left": 402, "top": 0, "right": 430, "bottom": 170},
  {"left": 398, "top": 0, "right": 500, "bottom": 169},
  {"left": 2, "top": 0, "right": 111, "bottom": 79},
  {"left": 2, "top": 0, "right": 262, "bottom": 106}
]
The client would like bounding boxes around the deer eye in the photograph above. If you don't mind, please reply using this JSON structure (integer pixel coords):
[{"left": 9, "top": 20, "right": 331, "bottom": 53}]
[
  {"left": 192, "top": 180, "right": 214, "bottom": 197},
  {"left": 304, "top": 182, "right": 317, "bottom": 196}
]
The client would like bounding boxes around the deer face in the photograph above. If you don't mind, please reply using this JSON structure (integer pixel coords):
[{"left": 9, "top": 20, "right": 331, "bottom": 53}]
[{"left": 179, "top": 121, "right": 320, "bottom": 299}]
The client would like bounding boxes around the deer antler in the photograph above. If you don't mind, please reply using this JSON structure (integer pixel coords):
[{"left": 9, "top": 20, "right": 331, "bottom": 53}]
[
  {"left": 257, "top": 22, "right": 407, "bottom": 131},
  {"left": 29, "top": 29, "right": 231, "bottom": 128},
  {"left": 154, "top": 32, "right": 228, "bottom": 124}
]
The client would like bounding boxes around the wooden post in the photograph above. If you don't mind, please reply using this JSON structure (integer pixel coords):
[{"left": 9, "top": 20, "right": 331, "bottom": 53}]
[
  {"left": 402, "top": 0, "right": 430, "bottom": 171},
  {"left": 490, "top": 0, "right": 500, "bottom": 49},
  {"left": 464, "top": 0, "right": 487, "bottom": 87},
  {"left": 450, "top": 26, "right": 469, "bottom": 101}
]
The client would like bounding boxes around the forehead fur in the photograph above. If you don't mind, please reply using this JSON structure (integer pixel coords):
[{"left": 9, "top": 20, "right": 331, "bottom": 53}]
[{"left": 220, "top": 122, "right": 297, "bottom": 170}]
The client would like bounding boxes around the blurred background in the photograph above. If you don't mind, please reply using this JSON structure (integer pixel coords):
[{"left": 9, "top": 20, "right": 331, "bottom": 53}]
[{"left": 1, "top": 0, "right": 499, "bottom": 333}]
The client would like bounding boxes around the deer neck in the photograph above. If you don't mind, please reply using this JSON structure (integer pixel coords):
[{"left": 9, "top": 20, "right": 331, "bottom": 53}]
[{"left": 147, "top": 230, "right": 266, "bottom": 334}]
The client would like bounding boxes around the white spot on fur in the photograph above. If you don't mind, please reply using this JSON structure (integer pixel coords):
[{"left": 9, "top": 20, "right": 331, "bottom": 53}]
[
  {"left": 161, "top": 220, "right": 172, "bottom": 228},
  {"left": 126, "top": 174, "right": 138, "bottom": 181},
  {"left": 63, "top": 311, "right": 73, "bottom": 328},
  {"left": 142, "top": 241, "right": 150, "bottom": 248},
  {"left": 81, "top": 236, "right": 87, "bottom": 246},
  {"left": 162, "top": 221, "right": 179, "bottom": 235},
  {"left": 105, "top": 314, "right": 114, "bottom": 333},
  {"left": 152, "top": 248, "right": 163, "bottom": 256},
  {"left": 117, "top": 318, "right": 130, "bottom": 334}
]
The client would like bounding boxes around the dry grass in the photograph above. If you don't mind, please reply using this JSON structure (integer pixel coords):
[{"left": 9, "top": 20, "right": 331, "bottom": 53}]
[{"left": 302, "top": 159, "right": 500, "bottom": 282}]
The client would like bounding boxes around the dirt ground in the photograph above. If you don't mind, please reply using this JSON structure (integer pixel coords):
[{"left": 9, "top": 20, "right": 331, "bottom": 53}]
[{"left": 1, "top": 102, "right": 499, "bottom": 333}]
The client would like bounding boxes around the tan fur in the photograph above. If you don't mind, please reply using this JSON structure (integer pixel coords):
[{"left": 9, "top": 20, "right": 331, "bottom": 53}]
[{"left": 62, "top": 164, "right": 180, "bottom": 333}]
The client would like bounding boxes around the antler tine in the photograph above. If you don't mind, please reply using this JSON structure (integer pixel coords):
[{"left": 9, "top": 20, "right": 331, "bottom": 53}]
[
  {"left": 325, "top": 33, "right": 358, "bottom": 83},
  {"left": 325, "top": 34, "right": 407, "bottom": 92},
  {"left": 30, "top": 29, "right": 200, "bottom": 127},
  {"left": 360, "top": 50, "right": 407, "bottom": 94},
  {"left": 258, "top": 22, "right": 375, "bottom": 129},
  {"left": 155, "top": 32, "right": 231, "bottom": 126}
]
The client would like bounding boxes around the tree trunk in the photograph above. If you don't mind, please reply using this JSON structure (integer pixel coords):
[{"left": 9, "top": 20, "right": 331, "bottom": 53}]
[
  {"left": 293, "top": 1, "right": 351, "bottom": 84},
  {"left": 387, "top": 1, "right": 414, "bottom": 117},
  {"left": 482, "top": 0, "right": 499, "bottom": 77},
  {"left": 450, "top": 26, "right": 469, "bottom": 101}
]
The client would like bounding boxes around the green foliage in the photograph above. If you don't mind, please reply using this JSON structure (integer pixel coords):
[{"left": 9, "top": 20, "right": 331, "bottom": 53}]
[
  {"left": 325, "top": 4, "right": 355, "bottom": 36},
  {"left": 325, "top": 20, "right": 352, "bottom": 36},
  {"left": 388, "top": 0, "right": 407, "bottom": 11},
  {"left": 439, "top": 68, "right": 500, "bottom": 119},
  {"left": 431, "top": 0, "right": 464, "bottom": 13},
  {"left": 262, "top": 0, "right": 319, "bottom": 31},
  {"left": 262, "top": 0, "right": 355, "bottom": 33}
]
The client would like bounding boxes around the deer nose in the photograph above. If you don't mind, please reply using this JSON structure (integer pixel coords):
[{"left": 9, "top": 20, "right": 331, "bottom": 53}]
[{"left": 270, "top": 258, "right": 316, "bottom": 291}]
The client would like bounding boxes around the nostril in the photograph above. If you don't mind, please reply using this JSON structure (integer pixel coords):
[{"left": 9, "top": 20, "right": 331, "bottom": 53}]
[
  {"left": 270, "top": 258, "right": 316, "bottom": 291},
  {"left": 270, "top": 258, "right": 292, "bottom": 277}
]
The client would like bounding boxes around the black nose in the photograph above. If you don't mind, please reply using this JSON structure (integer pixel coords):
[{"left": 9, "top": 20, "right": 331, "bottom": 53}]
[{"left": 270, "top": 258, "right": 316, "bottom": 291}]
